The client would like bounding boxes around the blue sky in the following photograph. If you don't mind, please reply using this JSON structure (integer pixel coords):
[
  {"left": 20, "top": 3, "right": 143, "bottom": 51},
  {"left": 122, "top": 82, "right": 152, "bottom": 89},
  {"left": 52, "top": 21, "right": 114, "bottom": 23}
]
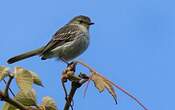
[{"left": 0, "top": 0, "right": 175, "bottom": 110}]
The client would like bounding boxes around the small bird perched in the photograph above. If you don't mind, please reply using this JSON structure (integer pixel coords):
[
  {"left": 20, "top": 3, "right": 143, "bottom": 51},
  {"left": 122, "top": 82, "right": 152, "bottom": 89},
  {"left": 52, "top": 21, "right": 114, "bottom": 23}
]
[{"left": 7, "top": 15, "right": 94, "bottom": 64}]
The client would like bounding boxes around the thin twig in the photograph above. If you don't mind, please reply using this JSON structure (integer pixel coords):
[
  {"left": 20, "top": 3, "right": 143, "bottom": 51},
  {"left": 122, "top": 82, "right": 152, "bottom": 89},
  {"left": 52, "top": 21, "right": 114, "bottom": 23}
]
[
  {"left": 74, "top": 60, "right": 95, "bottom": 72},
  {"left": 63, "top": 79, "right": 87, "bottom": 110},
  {"left": 83, "top": 79, "right": 90, "bottom": 98},
  {"left": 3, "top": 79, "right": 15, "bottom": 97},
  {"left": 61, "top": 78, "right": 73, "bottom": 110},
  {"left": 61, "top": 79, "right": 68, "bottom": 100},
  {"left": 4, "top": 75, "right": 14, "bottom": 97},
  {"left": 63, "top": 82, "right": 77, "bottom": 110},
  {"left": 108, "top": 80, "right": 148, "bottom": 110}
]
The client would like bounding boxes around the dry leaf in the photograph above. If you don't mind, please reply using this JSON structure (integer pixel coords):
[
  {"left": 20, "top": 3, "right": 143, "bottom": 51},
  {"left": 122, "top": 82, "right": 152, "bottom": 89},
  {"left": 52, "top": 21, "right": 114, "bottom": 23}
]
[
  {"left": 14, "top": 89, "right": 37, "bottom": 106},
  {"left": 2, "top": 102, "right": 16, "bottom": 110},
  {"left": 91, "top": 72, "right": 148, "bottom": 110},
  {"left": 14, "top": 67, "right": 33, "bottom": 91},
  {"left": 40, "top": 96, "right": 58, "bottom": 110},
  {"left": 0, "top": 66, "right": 9, "bottom": 80},
  {"left": 91, "top": 72, "right": 117, "bottom": 104},
  {"left": 30, "top": 71, "right": 44, "bottom": 87},
  {"left": 39, "top": 105, "right": 46, "bottom": 110}
]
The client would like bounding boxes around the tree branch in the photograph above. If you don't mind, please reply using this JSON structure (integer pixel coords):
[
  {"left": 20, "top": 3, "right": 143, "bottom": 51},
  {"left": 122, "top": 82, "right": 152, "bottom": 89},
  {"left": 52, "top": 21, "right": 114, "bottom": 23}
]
[
  {"left": 0, "top": 91, "right": 28, "bottom": 110},
  {"left": 62, "top": 62, "right": 89, "bottom": 110},
  {"left": 63, "top": 79, "right": 88, "bottom": 110}
]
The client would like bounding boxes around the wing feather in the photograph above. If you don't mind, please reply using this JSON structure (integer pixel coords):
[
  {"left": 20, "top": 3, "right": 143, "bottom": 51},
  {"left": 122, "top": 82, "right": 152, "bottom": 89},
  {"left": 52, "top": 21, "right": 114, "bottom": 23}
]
[{"left": 41, "top": 25, "right": 82, "bottom": 55}]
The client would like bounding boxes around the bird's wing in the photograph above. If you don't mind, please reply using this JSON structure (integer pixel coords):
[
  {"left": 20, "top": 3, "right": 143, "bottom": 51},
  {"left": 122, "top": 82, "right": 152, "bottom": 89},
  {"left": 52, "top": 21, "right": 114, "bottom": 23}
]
[{"left": 41, "top": 25, "right": 83, "bottom": 55}]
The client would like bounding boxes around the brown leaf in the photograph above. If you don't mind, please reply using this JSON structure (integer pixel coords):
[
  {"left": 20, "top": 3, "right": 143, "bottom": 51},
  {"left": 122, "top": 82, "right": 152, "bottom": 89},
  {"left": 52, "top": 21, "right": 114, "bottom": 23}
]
[
  {"left": 40, "top": 96, "right": 58, "bottom": 110},
  {"left": 14, "top": 89, "right": 37, "bottom": 106},
  {"left": 2, "top": 102, "right": 16, "bottom": 110},
  {"left": 92, "top": 72, "right": 149, "bottom": 110},
  {"left": 0, "top": 66, "right": 9, "bottom": 80},
  {"left": 91, "top": 72, "right": 117, "bottom": 104},
  {"left": 14, "top": 67, "right": 33, "bottom": 91},
  {"left": 29, "top": 71, "right": 44, "bottom": 87}
]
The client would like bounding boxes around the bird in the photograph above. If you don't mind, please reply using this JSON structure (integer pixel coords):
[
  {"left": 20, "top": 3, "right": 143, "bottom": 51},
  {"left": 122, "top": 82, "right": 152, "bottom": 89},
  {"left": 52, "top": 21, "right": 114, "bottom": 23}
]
[{"left": 7, "top": 15, "right": 94, "bottom": 64}]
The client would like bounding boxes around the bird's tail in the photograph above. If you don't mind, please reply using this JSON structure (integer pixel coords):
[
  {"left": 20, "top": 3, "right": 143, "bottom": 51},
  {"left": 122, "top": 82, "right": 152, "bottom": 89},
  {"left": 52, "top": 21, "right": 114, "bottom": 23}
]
[{"left": 7, "top": 47, "right": 45, "bottom": 64}]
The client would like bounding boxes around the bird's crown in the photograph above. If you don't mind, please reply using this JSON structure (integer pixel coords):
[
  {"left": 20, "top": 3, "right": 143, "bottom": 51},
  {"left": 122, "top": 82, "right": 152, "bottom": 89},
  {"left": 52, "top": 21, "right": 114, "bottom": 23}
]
[{"left": 68, "top": 15, "right": 94, "bottom": 27}]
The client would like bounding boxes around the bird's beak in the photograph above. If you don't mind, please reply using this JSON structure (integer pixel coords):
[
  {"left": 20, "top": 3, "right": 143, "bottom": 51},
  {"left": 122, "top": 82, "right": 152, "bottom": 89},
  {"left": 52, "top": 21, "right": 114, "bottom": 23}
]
[{"left": 89, "top": 22, "right": 95, "bottom": 25}]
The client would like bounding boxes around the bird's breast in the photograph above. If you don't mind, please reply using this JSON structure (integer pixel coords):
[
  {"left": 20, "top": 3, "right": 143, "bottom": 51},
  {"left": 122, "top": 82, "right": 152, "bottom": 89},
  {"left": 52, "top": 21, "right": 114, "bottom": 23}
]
[
  {"left": 61, "top": 34, "right": 89, "bottom": 61},
  {"left": 50, "top": 34, "right": 89, "bottom": 61}
]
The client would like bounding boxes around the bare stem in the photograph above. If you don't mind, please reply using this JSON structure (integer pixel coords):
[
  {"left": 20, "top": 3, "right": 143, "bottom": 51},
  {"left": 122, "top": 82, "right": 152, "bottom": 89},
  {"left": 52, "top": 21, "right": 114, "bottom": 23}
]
[
  {"left": 4, "top": 75, "right": 14, "bottom": 97},
  {"left": 74, "top": 60, "right": 96, "bottom": 72},
  {"left": 63, "top": 79, "right": 88, "bottom": 110},
  {"left": 3, "top": 79, "right": 15, "bottom": 97}
]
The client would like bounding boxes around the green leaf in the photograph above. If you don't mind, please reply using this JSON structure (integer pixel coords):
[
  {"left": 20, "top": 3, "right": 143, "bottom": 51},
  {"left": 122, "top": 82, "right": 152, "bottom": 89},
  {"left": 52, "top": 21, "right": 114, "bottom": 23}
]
[
  {"left": 14, "top": 67, "right": 33, "bottom": 91},
  {"left": 30, "top": 71, "right": 44, "bottom": 87},
  {"left": 41, "top": 96, "right": 58, "bottom": 110},
  {"left": 0, "top": 66, "right": 9, "bottom": 80},
  {"left": 15, "top": 89, "right": 37, "bottom": 106},
  {"left": 2, "top": 102, "right": 16, "bottom": 110}
]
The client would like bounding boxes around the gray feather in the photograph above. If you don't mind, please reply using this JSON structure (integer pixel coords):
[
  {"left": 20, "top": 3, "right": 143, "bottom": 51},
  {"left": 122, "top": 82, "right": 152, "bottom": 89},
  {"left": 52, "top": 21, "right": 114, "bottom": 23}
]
[{"left": 7, "top": 47, "right": 44, "bottom": 64}]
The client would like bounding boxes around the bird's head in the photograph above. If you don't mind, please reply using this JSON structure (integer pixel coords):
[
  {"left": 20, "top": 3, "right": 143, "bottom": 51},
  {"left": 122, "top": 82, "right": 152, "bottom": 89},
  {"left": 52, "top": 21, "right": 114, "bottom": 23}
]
[{"left": 68, "top": 15, "right": 94, "bottom": 28}]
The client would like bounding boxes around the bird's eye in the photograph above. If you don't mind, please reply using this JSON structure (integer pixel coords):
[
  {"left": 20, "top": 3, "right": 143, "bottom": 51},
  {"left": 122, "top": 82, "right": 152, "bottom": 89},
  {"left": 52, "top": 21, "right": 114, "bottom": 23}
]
[{"left": 79, "top": 20, "right": 83, "bottom": 23}]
